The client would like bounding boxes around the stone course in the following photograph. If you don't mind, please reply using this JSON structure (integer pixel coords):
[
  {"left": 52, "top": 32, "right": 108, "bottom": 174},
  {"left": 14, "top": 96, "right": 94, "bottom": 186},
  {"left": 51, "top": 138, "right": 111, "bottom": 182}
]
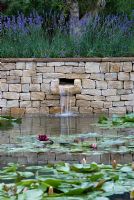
[{"left": 0, "top": 58, "right": 134, "bottom": 114}]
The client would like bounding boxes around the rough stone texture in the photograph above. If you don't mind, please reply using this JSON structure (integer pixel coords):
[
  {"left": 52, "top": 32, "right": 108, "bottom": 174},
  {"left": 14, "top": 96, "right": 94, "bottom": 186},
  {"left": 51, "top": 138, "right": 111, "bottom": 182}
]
[
  {"left": 96, "top": 81, "right": 107, "bottom": 89},
  {"left": 9, "top": 84, "right": 21, "bottom": 92},
  {"left": 109, "top": 62, "right": 122, "bottom": 72},
  {"left": 118, "top": 72, "right": 129, "bottom": 80},
  {"left": 82, "top": 79, "right": 95, "bottom": 89},
  {"left": 31, "top": 92, "right": 45, "bottom": 100},
  {"left": 0, "top": 60, "right": 134, "bottom": 114},
  {"left": 85, "top": 62, "right": 100, "bottom": 73}
]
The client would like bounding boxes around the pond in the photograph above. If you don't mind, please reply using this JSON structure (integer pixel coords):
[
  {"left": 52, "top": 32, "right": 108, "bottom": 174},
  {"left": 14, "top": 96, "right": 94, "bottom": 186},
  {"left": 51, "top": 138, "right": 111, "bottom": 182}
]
[{"left": 0, "top": 114, "right": 134, "bottom": 166}]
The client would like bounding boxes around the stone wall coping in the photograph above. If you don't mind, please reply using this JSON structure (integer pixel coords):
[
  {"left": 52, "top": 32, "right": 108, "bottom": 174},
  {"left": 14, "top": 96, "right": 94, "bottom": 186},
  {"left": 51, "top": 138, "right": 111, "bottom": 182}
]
[{"left": 0, "top": 57, "right": 134, "bottom": 63}]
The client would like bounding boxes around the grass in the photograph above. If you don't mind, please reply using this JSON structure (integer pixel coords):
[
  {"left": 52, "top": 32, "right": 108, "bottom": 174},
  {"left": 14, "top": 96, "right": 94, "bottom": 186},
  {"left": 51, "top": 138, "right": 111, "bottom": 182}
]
[{"left": 0, "top": 14, "right": 134, "bottom": 58}]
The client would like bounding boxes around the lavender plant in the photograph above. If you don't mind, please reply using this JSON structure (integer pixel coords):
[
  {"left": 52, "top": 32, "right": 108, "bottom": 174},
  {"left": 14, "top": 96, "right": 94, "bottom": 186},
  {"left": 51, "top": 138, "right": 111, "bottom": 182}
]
[{"left": 0, "top": 11, "right": 133, "bottom": 57}]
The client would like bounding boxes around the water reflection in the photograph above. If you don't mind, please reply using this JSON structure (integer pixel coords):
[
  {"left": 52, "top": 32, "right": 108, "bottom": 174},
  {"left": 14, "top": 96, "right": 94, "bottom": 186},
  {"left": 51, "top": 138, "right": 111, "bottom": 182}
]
[{"left": 0, "top": 114, "right": 133, "bottom": 145}]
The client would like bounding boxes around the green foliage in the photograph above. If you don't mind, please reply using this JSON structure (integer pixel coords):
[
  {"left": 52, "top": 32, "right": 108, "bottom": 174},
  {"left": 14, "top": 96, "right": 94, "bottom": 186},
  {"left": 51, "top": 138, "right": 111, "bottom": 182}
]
[
  {"left": 105, "top": 0, "right": 134, "bottom": 17},
  {"left": 98, "top": 113, "right": 134, "bottom": 128},
  {"left": 0, "top": 162, "right": 134, "bottom": 199},
  {"left": 0, "top": 115, "right": 22, "bottom": 130}
]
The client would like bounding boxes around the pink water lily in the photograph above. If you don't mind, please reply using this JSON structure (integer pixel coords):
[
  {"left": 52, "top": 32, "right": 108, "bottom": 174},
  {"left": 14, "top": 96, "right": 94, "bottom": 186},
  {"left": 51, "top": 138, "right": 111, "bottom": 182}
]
[
  {"left": 91, "top": 143, "right": 97, "bottom": 149},
  {"left": 38, "top": 134, "right": 49, "bottom": 141}
]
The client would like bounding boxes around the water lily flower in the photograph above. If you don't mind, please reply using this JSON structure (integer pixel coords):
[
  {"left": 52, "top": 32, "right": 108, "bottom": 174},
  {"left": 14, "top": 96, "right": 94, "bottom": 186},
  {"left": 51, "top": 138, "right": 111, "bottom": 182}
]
[
  {"left": 112, "top": 160, "right": 117, "bottom": 169},
  {"left": 48, "top": 186, "right": 54, "bottom": 195},
  {"left": 81, "top": 158, "right": 86, "bottom": 165},
  {"left": 38, "top": 134, "right": 49, "bottom": 141},
  {"left": 130, "top": 188, "right": 134, "bottom": 199},
  {"left": 91, "top": 143, "right": 97, "bottom": 149}
]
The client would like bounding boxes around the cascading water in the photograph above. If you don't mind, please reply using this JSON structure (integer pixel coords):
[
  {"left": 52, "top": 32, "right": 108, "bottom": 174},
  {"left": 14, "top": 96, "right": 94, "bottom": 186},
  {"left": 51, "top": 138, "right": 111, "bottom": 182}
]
[
  {"left": 58, "top": 85, "right": 74, "bottom": 135},
  {"left": 59, "top": 85, "right": 73, "bottom": 116}
]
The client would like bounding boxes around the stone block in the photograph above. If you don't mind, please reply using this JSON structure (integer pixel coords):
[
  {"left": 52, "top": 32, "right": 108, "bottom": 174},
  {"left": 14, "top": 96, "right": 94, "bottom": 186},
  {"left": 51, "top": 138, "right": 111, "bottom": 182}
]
[
  {"left": 0, "top": 83, "right": 8, "bottom": 91},
  {"left": 49, "top": 107, "right": 61, "bottom": 114},
  {"left": 10, "top": 108, "right": 25, "bottom": 115},
  {"left": 10, "top": 70, "right": 22, "bottom": 76},
  {"left": 16, "top": 62, "right": 25, "bottom": 69},
  {"left": 82, "top": 79, "right": 95, "bottom": 89},
  {"left": 72, "top": 67, "right": 85, "bottom": 73},
  {"left": 117, "top": 89, "right": 131, "bottom": 95},
  {"left": 94, "top": 96, "right": 105, "bottom": 101},
  {"left": 76, "top": 94, "right": 94, "bottom": 100},
  {"left": 124, "top": 81, "right": 133, "bottom": 89},
  {"left": 20, "top": 93, "right": 30, "bottom": 100},
  {"left": 3, "top": 92, "right": 19, "bottom": 99},
  {"left": 79, "top": 107, "right": 93, "bottom": 113},
  {"left": 26, "top": 62, "right": 36, "bottom": 69},
  {"left": 96, "top": 81, "right": 107, "bottom": 89},
  {"left": 65, "top": 74, "right": 90, "bottom": 79},
  {"left": 76, "top": 100, "right": 90, "bottom": 107},
  {"left": 102, "top": 89, "right": 116, "bottom": 96},
  {"left": 41, "top": 100, "right": 60, "bottom": 107},
  {"left": 113, "top": 101, "right": 125, "bottom": 107},
  {"left": 7, "top": 76, "right": 20, "bottom": 84},
  {"left": 26, "top": 108, "right": 40, "bottom": 113},
  {"left": 125, "top": 101, "right": 134, "bottom": 106},
  {"left": 32, "top": 75, "right": 42, "bottom": 83},
  {"left": 23, "top": 69, "right": 36, "bottom": 77},
  {"left": 0, "top": 63, "right": 15, "bottom": 71},
  {"left": 41, "top": 83, "right": 50, "bottom": 93},
  {"left": 126, "top": 106, "right": 133, "bottom": 113},
  {"left": 32, "top": 101, "right": 40, "bottom": 107},
  {"left": 20, "top": 101, "right": 31, "bottom": 107},
  {"left": 118, "top": 72, "right": 129, "bottom": 80},
  {"left": 91, "top": 101, "right": 104, "bottom": 108},
  {"left": 43, "top": 73, "right": 65, "bottom": 79},
  {"left": 90, "top": 73, "right": 104, "bottom": 80},
  {"left": 21, "top": 77, "right": 31, "bottom": 83},
  {"left": 9, "top": 84, "right": 21, "bottom": 92},
  {"left": 30, "top": 84, "right": 40, "bottom": 92},
  {"left": 65, "top": 62, "right": 79, "bottom": 66},
  {"left": 121, "top": 94, "right": 134, "bottom": 100},
  {"left": 81, "top": 89, "right": 101, "bottom": 96},
  {"left": 79, "top": 62, "right": 85, "bottom": 67},
  {"left": 103, "top": 102, "right": 112, "bottom": 108},
  {"left": 7, "top": 100, "right": 19, "bottom": 107},
  {"left": 37, "top": 67, "right": 54, "bottom": 73},
  {"left": 0, "top": 99, "right": 7, "bottom": 107},
  {"left": 123, "top": 62, "right": 132, "bottom": 72},
  {"left": 0, "top": 71, "right": 9, "bottom": 79},
  {"left": 130, "top": 72, "right": 134, "bottom": 81},
  {"left": 100, "top": 62, "right": 109, "bottom": 73},
  {"left": 37, "top": 62, "right": 47, "bottom": 67},
  {"left": 55, "top": 66, "right": 72, "bottom": 73},
  {"left": 106, "top": 96, "right": 120, "bottom": 101},
  {"left": 105, "top": 73, "right": 117, "bottom": 80},
  {"left": 108, "top": 81, "right": 123, "bottom": 89},
  {"left": 109, "top": 107, "right": 126, "bottom": 114},
  {"left": 47, "top": 62, "right": 64, "bottom": 67},
  {"left": 46, "top": 95, "right": 60, "bottom": 100},
  {"left": 31, "top": 92, "right": 45, "bottom": 100},
  {"left": 22, "top": 84, "right": 30, "bottom": 92},
  {"left": 85, "top": 62, "right": 100, "bottom": 73},
  {"left": 39, "top": 106, "right": 49, "bottom": 114},
  {"left": 109, "top": 62, "right": 122, "bottom": 72}
]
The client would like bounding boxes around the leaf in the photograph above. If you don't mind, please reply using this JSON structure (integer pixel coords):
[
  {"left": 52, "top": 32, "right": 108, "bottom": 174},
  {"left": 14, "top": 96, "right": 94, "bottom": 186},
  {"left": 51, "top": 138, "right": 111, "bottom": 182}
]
[
  {"left": 120, "top": 166, "right": 132, "bottom": 172},
  {"left": 24, "top": 189, "right": 43, "bottom": 200}
]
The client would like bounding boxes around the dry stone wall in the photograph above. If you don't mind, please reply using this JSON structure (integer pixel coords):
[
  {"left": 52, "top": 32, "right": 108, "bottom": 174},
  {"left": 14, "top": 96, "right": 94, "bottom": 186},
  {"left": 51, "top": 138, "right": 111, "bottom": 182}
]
[{"left": 0, "top": 58, "right": 134, "bottom": 115}]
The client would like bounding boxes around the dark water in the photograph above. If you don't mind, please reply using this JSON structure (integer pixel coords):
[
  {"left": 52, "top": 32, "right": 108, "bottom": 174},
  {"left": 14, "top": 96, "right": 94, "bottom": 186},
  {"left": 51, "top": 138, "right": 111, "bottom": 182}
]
[{"left": 110, "top": 193, "right": 130, "bottom": 200}]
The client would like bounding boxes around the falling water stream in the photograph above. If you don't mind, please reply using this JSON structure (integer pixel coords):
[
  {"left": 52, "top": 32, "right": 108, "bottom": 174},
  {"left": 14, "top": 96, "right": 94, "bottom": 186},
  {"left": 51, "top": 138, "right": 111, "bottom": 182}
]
[{"left": 59, "top": 85, "right": 74, "bottom": 135}]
